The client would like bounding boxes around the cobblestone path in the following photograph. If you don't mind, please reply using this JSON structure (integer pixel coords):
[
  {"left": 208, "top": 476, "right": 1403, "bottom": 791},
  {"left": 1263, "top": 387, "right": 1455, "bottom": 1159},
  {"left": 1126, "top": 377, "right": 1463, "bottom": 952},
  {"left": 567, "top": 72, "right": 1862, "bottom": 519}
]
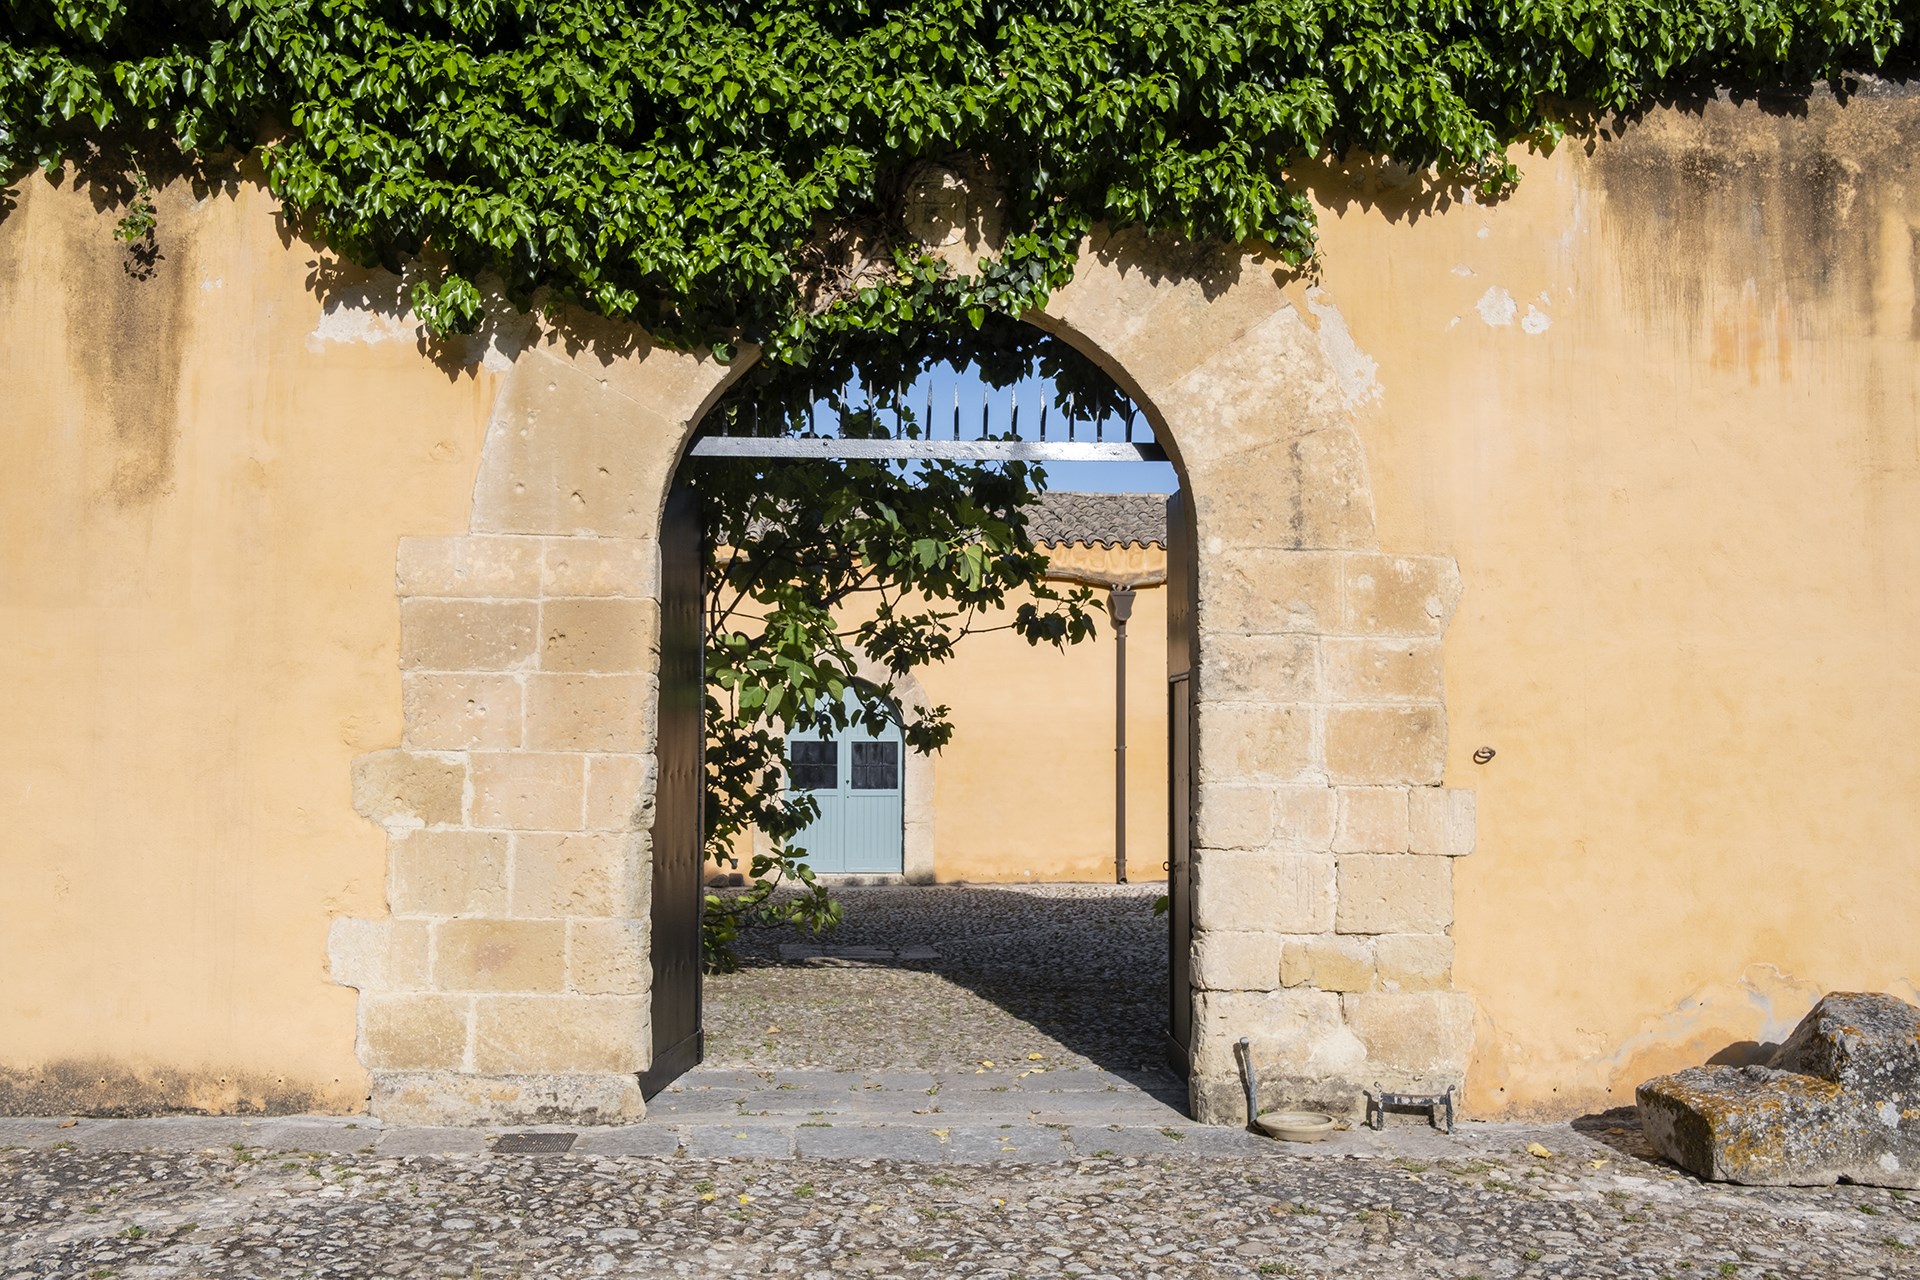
[
  {"left": 6, "top": 887, "right": 1916, "bottom": 1276},
  {"left": 3, "top": 1111, "right": 1916, "bottom": 1278},
  {"left": 701, "top": 883, "right": 1171, "bottom": 1076}
]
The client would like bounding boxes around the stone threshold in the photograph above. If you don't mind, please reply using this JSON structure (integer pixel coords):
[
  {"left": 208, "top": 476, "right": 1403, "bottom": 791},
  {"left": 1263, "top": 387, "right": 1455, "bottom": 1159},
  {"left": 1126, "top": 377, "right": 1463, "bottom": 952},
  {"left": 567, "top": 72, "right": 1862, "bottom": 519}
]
[{"left": 0, "top": 1110, "right": 1605, "bottom": 1166}]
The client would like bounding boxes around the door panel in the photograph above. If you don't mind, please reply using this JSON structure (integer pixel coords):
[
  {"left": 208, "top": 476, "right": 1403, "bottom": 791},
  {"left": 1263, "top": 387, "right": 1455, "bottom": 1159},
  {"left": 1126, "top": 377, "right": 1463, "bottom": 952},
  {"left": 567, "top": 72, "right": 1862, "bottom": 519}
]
[
  {"left": 640, "top": 482, "right": 704, "bottom": 1098},
  {"left": 788, "top": 704, "right": 904, "bottom": 875}
]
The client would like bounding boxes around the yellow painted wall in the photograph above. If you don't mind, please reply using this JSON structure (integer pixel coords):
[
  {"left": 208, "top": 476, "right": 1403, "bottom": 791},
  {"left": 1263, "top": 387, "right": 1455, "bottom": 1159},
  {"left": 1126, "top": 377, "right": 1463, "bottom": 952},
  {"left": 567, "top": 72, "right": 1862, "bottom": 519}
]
[
  {"left": 918, "top": 549, "right": 1170, "bottom": 884},
  {"left": 0, "top": 176, "right": 500, "bottom": 1113},
  {"left": 723, "top": 541, "right": 1172, "bottom": 886},
  {"left": 1312, "top": 92, "right": 1920, "bottom": 1115},
  {"left": 5, "top": 87, "right": 1920, "bottom": 1119}
]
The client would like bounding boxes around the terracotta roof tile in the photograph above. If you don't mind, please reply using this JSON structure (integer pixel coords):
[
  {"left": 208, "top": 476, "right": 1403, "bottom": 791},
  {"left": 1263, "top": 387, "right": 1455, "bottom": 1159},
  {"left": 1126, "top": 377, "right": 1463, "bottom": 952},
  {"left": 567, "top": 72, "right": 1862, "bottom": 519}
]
[{"left": 1025, "top": 492, "right": 1168, "bottom": 548}]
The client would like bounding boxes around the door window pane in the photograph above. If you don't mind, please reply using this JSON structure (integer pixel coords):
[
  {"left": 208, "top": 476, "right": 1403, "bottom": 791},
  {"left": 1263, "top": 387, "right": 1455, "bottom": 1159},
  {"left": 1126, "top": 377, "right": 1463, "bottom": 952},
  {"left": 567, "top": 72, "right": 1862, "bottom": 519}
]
[
  {"left": 850, "top": 741, "right": 899, "bottom": 790},
  {"left": 790, "top": 739, "right": 837, "bottom": 790}
]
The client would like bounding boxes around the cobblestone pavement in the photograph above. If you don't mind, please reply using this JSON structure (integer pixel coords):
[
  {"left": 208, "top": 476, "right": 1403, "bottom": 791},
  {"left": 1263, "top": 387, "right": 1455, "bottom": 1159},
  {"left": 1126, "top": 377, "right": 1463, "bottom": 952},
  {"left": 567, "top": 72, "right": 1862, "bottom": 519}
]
[
  {"left": 703, "top": 883, "right": 1170, "bottom": 1076},
  {"left": 3, "top": 1110, "right": 1918, "bottom": 1278},
  {"left": 7, "top": 888, "right": 1917, "bottom": 1276}
]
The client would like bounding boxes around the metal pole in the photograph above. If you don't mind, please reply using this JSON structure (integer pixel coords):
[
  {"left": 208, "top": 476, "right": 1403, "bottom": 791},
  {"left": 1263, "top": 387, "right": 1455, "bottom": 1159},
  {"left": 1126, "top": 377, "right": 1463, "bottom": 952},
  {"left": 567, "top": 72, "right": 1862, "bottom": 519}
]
[{"left": 1110, "top": 586, "right": 1136, "bottom": 883}]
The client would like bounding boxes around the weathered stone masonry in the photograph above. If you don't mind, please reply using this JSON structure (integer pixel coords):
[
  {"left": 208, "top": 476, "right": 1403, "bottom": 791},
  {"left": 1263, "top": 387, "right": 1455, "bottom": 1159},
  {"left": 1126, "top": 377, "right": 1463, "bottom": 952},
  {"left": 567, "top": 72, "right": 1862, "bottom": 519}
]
[{"left": 331, "top": 231, "right": 1476, "bottom": 1126}]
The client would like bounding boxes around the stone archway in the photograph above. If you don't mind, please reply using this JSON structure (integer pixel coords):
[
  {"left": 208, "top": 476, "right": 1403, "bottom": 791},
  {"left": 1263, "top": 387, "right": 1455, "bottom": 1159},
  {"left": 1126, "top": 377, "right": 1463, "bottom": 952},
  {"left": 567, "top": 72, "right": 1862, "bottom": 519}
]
[{"left": 330, "top": 235, "right": 1476, "bottom": 1127}]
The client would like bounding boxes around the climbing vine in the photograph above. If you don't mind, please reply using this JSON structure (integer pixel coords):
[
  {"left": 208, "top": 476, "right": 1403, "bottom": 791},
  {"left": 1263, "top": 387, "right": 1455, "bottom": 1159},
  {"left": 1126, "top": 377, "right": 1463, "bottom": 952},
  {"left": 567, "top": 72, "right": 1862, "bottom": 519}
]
[{"left": 3, "top": 2, "right": 1913, "bottom": 362}]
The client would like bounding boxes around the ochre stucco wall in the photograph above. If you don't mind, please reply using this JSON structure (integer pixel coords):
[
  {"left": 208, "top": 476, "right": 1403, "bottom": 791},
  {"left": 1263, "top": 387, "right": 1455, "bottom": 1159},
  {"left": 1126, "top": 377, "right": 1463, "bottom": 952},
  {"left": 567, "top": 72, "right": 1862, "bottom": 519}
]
[
  {"left": 0, "top": 176, "right": 503, "bottom": 1113},
  {"left": 6, "top": 87, "right": 1920, "bottom": 1120},
  {"left": 918, "top": 548, "right": 1170, "bottom": 884},
  {"left": 1312, "top": 90, "right": 1920, "bottom": 1116}
]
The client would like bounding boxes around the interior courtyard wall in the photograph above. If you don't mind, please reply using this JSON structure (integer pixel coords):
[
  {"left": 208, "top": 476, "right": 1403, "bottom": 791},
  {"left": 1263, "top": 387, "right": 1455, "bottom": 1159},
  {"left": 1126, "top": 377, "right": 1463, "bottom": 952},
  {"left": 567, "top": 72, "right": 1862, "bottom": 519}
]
[
  {"left": 914, "top": 553, "right": 1171, "bottom": 885},
  {"left": 1311, "top": 87, "right": 1920, "bottom": 1118}
]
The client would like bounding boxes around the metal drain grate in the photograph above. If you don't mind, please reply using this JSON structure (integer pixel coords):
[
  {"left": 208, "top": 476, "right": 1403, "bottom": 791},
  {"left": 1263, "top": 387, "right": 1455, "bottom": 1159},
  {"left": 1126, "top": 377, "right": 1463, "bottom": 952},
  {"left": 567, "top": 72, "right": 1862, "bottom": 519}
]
[{"left": 492, "top": 1131, "right": 577, "bottom": 1154}]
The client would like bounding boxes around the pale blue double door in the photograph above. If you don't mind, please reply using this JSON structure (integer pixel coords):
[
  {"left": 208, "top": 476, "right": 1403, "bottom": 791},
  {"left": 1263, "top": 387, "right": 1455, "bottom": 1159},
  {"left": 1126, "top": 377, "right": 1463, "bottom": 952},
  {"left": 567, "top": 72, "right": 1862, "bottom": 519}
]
[{"left": 786, "top": 710, "right": 905, "bottom": 875}]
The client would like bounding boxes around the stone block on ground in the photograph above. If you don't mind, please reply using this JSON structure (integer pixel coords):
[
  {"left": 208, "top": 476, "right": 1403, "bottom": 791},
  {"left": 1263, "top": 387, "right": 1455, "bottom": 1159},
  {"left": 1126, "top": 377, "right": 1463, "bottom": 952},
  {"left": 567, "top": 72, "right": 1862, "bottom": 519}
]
[{"left": 1637, "top": 991, "right": 1920, "bottom": 1188}]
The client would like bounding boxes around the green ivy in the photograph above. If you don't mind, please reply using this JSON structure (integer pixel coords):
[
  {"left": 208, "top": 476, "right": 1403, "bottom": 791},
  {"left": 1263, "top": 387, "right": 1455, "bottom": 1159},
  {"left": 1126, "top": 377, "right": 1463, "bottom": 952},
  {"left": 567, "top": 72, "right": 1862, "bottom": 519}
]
[{"left": 4, "top": 2, "right": 1912, "bottom": 361}]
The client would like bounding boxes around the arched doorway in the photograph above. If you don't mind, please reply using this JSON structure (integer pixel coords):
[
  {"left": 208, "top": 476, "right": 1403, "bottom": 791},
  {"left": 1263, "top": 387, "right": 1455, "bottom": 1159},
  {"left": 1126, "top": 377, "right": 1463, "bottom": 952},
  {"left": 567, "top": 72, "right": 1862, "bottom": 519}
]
[
  {"left": 336, "top": 226, "right": 1476, "bottom": 1129},
  {"left": 656, "top": 331, "right": 1190, "bottom": 1101}
]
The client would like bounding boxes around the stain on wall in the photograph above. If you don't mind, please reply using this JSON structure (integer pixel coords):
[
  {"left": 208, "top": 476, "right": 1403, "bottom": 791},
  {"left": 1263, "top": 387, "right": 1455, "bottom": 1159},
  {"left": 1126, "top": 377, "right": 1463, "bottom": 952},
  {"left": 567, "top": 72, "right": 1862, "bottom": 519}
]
[{"left": 57, "top": 187, "right": 194, "bottom": 506}]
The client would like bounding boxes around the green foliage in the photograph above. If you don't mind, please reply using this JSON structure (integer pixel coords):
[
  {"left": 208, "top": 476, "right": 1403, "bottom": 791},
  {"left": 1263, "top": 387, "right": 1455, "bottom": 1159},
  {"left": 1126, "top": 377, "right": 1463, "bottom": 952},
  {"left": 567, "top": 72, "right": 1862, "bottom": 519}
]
[
  {"left": 694, "top": 336, "right": 1103, "bottom": 969},
  {"left": 5, "top": 2, "right": 1915, "bottom": 361}
]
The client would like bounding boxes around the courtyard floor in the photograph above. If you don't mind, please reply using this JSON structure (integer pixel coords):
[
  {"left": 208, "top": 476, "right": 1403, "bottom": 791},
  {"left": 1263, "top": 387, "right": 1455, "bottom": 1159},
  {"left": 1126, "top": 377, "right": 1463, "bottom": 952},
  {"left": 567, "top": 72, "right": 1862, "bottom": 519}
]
[{"left": 2, "top": 885, "right": 1915, "bottom": 1278}]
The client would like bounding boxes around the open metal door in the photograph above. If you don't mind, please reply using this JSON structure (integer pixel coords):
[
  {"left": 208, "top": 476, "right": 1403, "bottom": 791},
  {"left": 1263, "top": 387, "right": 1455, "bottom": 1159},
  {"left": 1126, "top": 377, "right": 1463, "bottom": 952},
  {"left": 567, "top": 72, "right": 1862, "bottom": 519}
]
[
  {"left": 1165, "top": 491, "right": 1196, "bottom": 1077},
  {"left": 640, "top": 481, "right": 704, "bottom": 1098}
]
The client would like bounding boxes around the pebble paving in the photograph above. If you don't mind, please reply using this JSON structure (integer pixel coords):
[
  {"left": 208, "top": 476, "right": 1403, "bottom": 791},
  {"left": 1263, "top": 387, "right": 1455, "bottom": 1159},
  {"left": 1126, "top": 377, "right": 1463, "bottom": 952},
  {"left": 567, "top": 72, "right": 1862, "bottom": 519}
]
[{"left": 4, "top": 886, "right": 1917, "bottom": 1276}]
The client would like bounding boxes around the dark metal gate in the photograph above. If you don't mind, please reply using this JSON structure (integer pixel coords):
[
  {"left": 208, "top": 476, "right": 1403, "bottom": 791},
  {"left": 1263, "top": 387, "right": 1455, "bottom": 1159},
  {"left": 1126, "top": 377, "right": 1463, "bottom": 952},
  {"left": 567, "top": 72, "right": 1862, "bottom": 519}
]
[
  {"left": 640, "top": 481, "right": 705, "bottom": 1098},
  {"left": 1164, "top": 491, "right": 1196, "bottom": 1074}
]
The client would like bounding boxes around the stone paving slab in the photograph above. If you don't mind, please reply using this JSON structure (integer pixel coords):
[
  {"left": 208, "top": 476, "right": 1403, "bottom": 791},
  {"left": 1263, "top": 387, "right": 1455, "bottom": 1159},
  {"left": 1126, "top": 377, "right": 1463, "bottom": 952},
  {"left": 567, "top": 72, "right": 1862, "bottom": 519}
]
[
  {"left": 65, "top": 1117, "right": 256, "bottom": 1152},
  {"left": 375, "top": 1126, "right": 487, "bottom": 1156},
  {"left": 681, "top": 1125, "right": 796, "bottom": 1159},
  {"left": 572, "top": 1126, "right": 685, "bottom": 1158},
  {"left": 794, "top": 1122, "right": 947, "bottom": 1161}
]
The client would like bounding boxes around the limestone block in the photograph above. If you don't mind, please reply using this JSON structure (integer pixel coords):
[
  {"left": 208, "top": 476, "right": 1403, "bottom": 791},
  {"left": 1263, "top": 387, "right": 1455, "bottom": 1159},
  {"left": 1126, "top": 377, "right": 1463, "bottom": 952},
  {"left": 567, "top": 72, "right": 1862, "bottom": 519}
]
[
  {"left": 471, "top": 994, "right": 648, "bottom": 1073},
  {"left": 569, "top": 918, "right": 651, "bottom": 995},
  {"left": 1638, "top": 993, "right": 1920, "bottom": 1189},
  {"left": 1193, "top": 785, "right": 1273, "bottom": 851},
  {"left": 328, "top": 916, "right": 431, "bottom": 993},
  {"left": 371, "top": 1070, "right": 646, "bottom": 1126},
  {"left": 468, "top": 752, "right": 585, "bottom": 831},
  {"left": 524, "top": 674, "right": 655, "bottom": 753},
  {"left": 540, "top": 597, "right": 659, "bottom": 673},
  {"left": 1195, "top": 548, "right": 1340, "bottom": 636},
  {"left": 388, "top": 829, "right": 509, "bottom": 916},
  {"left": 511, "top": 832, "right": 637, "bottom": 918},
  {"left": 1190, "top": 988, "right": 1368, "bottom": 1122},
  {"left": 434, "top": 918, "right": 566, "bottom": 992},
  {"left": 1333, "top": 787, "right": 1409, "bottom": 854},
  {"left": 1200, "top": 634, "right": 1318, "bottom": 702},
  {"left": 1335, "top": 854, "right": 1453, "bottom": 935},
  {"left": 1322, "top": 637, "right": 1444, "bottom": 702},
  {"left": 1189, "top": 929, "right": 1285, "bottom": 991},
  {"left": 1291, "top": 428, "right": 1376, "bottom": 551},
  {"left": 469, "top": 349, "right": 686, "bottom": 539},
  {"left": 1343, "top": 991, "right": 1476, "bottom": 1092},
  {"left": 1408, "top": 787, "right": 1476, "bottom": 857},
  {"left": 530, "top": 309, "right": 743, "bottom": 414},
  {"left": 543, "top": 537, "right": 658, "bottom": 597},
  {"left": 1324, "top": 705, "right": 1445, "bottom": 785},
  {"left": 1373, "top": 933, "right": 1454, "bottom": 991},
  {"left": 1280, "top": 935, "right": 1376, "bottom": 992},
  {"left": 399, "top": 598, "right": 538, "bottom": 672},
  {"left": 360, "top": 994, "right": 471, "bottom": 1071},
  {"left": 1058, "top": 239, "right": 1322, "bottom": 431},
  {"left": 585, "top": 754, "right": 656, "bottom": 832},
  {"left": 1341, "top": 554, "right": 1461, "bottom": 637},
  {"left": 1195, "top": 702, "right": 1314, "bottom": 784},
  {"left": 1271, "top": 785, "right": 1337, "bottom": 851},
  {"left": 383, "top": 920, "right": 434, "bottom": 990},
  {"left": 1192, "top": 849, "right": 1334, "bottom": 934},
  {"left": 351, "top": 750, "right": 465, "bottom": 828},
  {"left": 396, "top": 535, "right": 543, "bottom": 599},
  {"left": 402, "top": 673, "right": 523, "bottom": 751}
]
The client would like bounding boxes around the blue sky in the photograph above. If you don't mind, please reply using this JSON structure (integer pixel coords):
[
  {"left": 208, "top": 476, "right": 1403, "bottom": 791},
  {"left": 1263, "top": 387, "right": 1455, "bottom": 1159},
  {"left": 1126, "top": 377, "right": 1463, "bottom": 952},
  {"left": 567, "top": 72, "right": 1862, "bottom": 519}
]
[{"left": 813, "top": 361, "right": 1180, "bottom": 495}]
